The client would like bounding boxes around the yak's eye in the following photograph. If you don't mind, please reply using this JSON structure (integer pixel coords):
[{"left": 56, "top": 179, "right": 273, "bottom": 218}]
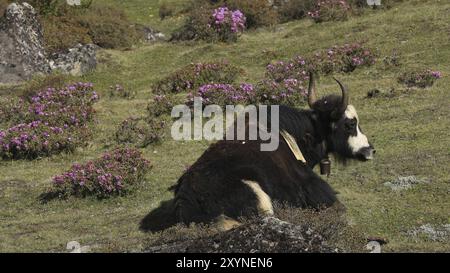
[{"left": 345, "top": 119, "right": 357, "bottom": 131}]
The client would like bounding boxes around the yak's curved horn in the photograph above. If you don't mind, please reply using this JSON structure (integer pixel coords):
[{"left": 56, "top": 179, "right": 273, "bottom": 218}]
[
  {"left": 333, "top": 77, "right": 349, "bottom": 114},
  {"left": 308, "top": 71, "right": 318, "bottom": 108}
]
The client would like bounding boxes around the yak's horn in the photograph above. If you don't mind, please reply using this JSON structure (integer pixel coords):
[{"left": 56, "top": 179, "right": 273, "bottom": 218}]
[
  {"left": 333, "top": 77, "right": 349, "bottom": 114},
  {"left": 308, "top": 71, "right": 318, "bottom": 108}
]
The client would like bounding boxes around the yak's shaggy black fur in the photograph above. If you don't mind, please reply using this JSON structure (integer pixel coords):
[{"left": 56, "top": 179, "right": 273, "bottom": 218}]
[
  {"left": 141, "top": 94, "right": 363, "bottom": 232},
  {"left": 173, "top": 98, "right": 342, "bottom": 219}
]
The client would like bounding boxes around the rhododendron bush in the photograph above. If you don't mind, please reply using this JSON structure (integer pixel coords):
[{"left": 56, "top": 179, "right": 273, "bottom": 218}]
[
  {"left": 52, "top": 148, "right": 151, "bottom": 198},
  {"left": 153, "top": 61, "right": 242, "bottom": 94},
  {"left": 187, "top": 83, "right": 256, "bottom": 107},
  {"left": 313, "top": 43, "right": 376, "bottom": 73},
  {"left": 0, "top": 83, "right": 99, "bottom": 159},
  {"left": 209, "top": 7, "right": 246, "bottom": 42},
  {"left": 115, "top": 117, "right": 166, "bottom": 148},
  {"left": 308, "top": 0, "right": 351, "bottom": 23},
  {"left": 258, "top": 43, "right": 375, "bottom": 105},
  {"left": 180, "top": 43, "right": 375, "bottom": 107},
  {"left": 398, "top": 69, "right": 442, "bottom": 88},
  {"left": 171, "top": 5, "right": 246, "bottom": 43}
]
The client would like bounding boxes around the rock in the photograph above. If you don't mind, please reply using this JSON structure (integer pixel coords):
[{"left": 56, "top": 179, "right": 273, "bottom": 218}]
[
  {"left": 66, "top": 241, "right": 91, "bottom": 253},
  {"left": 366, "top": 241, "right": 382, "bottom": 253},
  {"left": 141, "top": 26, "right": 165, "bottom": 43},
  {"left": 48, "top": 44, "right": 98, "bottom": 76},
  {"left": 0, "top": 3, "right": 98, "bottom": 83},
  {"left": 384, "top": 176, "right": 429, "bottom": 191},
  {"left": 407, "top": 224, "right": 450, "bottom": 242},
  {"left": 0, "top": 3, "right": 50, "bottom": 84},
  {"left": 145, "top": 216, "right": 340, "bottom": 253},
  {"left": 66, "top": 0, "right": 81, "bottom": 6}
]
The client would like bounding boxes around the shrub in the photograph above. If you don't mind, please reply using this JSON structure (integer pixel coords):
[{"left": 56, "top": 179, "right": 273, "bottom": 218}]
[
  {"left": 41, "top": 15, "right": 92, "bottom": 54},
  {"left": 20, "top": 74, "right": 70, "bottom": 100},
  {"left": 313, "top": 43, "right": 376, "bottom": 73},
  {"left": 0, "top": 83, "right": 99, "bottom": 159},
  {"left": 81, "top": 6, "right": 140, "bottom": 49},
  {"left": 40, "top": 4, "right": 139, "bottom": 54},
  {"left": 0, "top": 98, "right": 28, "bottom": 127},
  {"left": 259, "top": 56, "right": 311, "bottom": 105},
  {"left": 254, "top": 42, "right": 375, "bottom": 105},
  {"left": 255, "top": 79, "right": 308, "bottom": 106},
  {"left": 51, "top": 148, "right": 151, "bottom": 198},
  {"left": 153, "top": 61, "right": 242, "bottom": 94},
  {"left": 147, "top": 94, "right": 180, "bottom": 118},
  {"left": 159, "top": 2, "right": 174, "bottom": 20},
  {"left": 187, "top": 83, "right": 256, "bottom": 107},
  {"left": 273, "top": 0, "right": 316, "bottom": 23},
  {"left": 109, "top": 84, "right": 135, "bottom": 99},
  {"left": 383, "top": 50, "right": 401, "bottom": 68},
  {"left": 170, "top": 6, "right": 217, "bottom": 42},
  {"left": 265, "top": 56, "right": 311, "bottom": 82},
  {"left": 209, "top": 6, "right": 246, "bottom": 42},
  {"left": 308, "top": 0, "right": 351, "bottom": 23},
  {"left": 115, "top": 117, "right": 166, "bottom": 148},
  {"left": 171, "top": 5, "right": 246, "bottom": 43},
  {"left": 0, "top": 121, "right": 89, "bottom": 159},
  {"left": 226, "top": 0, "right": 279, "bottom": 29},
  {"left": 398, "top": 69, "right": 442, "bottom": 88}
]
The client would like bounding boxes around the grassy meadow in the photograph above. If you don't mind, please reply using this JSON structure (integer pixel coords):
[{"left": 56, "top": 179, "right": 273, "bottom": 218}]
[{"left": 0, "top": 0, "right": 449, "bottom": 252}]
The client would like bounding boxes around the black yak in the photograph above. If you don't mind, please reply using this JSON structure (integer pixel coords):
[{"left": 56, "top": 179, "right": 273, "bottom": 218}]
[{"left": 141, "top": 73, "right": 375, "bottom": 231}]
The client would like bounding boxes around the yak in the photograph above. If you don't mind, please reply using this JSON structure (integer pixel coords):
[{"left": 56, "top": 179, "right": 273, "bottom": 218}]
[{"left": 140, "top": 73, "right": 375, "bottom": 232}]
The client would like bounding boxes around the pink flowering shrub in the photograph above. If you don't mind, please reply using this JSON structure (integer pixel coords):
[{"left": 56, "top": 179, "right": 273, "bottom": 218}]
[
  {"left": 51, "top": 148, "right": 151, "bottom": 198},
  {"left": 256, "top": 79, "right": 309, "bottom": 106},
  {"left": 0, "top": 121, "right": 90, "bottom": 160},
  {"left": 171, "top": 4, "right": 247, "bottom": 43},
  {"left": 153, "top": 61, "right": 242, "bottom": 94},
  {"left": 187, "top": 83, "right": 256, "bottom": 107},
  {"left": 0, "top": 83, "right": 99, "bottom": 159},
  {"left": 265, "top": 56, "right": 311, "bottom": 82},
  {"left": 187, "top": 83, "right": 255, "bottom": 106},
  {"left": 398, "top": 69, "right": 442, "bottom": 88},
  {"left": 313, "top": 43, "right": 376, "bottom": 73},
  {"left": 265, "top": 43, "right": 375, "bottom": 80},
  {"left": 308, "top": 0, "right": 351, "bottom": 23},
  {"left": 179, "top": 43, "right": 374, "bottom": 107},
  {"left": 209, "top": 7, "right": 246, "bottom": 42},
  {"left": 257, "top": 43, "right": 375, "bottom": 105},
  {"left": 115, "top": 117, "right": 166, "bottom": 148},
  {"left": 259, "top": 56, "right": 311, "bottom": 105}
]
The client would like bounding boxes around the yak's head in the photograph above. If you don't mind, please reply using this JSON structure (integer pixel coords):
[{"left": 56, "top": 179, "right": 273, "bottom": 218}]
[{"left": 308, "top": 73, "right": 376, "bottom": 162}]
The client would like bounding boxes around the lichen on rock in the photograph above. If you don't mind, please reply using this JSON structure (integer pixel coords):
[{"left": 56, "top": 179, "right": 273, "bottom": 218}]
[{"left": 0, "top": 2, "right": 50, "bottom": 84}]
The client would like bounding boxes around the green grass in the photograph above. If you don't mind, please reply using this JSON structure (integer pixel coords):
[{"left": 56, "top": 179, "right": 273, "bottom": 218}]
[
  {"left": 93, "top": 0, "right": 189, "bottom": 33},
  {"left": 1, "top": 0, "right": 449, "bottom": 252}
]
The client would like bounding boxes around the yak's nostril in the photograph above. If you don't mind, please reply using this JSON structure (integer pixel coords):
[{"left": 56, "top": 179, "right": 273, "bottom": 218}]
[{"left": 372, "top": 149, "right": 376, "bottom": 154}]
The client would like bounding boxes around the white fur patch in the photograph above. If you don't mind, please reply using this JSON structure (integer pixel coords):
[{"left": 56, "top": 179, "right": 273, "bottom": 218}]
[
  {"left": 345, "top": 105, "right": 370, "bottom": 154},
  {"left": 345, "top": 105, "right": 359, "bottom": 120},
  {"left": 242, "top": 180, "right": 274, "bottom": 215}
]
